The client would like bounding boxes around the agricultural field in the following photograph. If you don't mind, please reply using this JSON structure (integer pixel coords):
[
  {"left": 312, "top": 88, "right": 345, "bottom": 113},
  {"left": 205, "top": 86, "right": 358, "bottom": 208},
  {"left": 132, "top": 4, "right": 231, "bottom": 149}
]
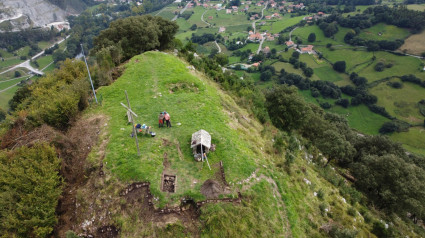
[
  {"left": 398, "top": 30, "right": 425, "bottom": 55},
  {"left": 315, "top": 46, "right": 374, "bottom": 72},
  {"left": 390, "top": 127, "right": 425, "bottom": 156},
  {"left": 406, "top": 4, "right": 425, "bottom": 11},
  {"left": 357, "top": 51, "right": 425, "bottom": 82},
  {"left": 370, "top": 81, "right": 425, "bottom": 124},
  {"left": 260, "top": 15, "right": 305, "bottom": 34},
  {"left": 358, "top": 23, "right": 411, "bottom": 41},
  {"left": 291, "top": 25, "right": 345, "bottom": 46}
]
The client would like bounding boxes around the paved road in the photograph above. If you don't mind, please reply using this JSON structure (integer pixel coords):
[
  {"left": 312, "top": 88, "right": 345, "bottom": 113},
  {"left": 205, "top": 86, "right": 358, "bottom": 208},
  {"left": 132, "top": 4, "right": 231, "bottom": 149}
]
[
  {"left": 172, "top": 2, "right": 191, "bottom": 21},
  {"left": 256, "top": 37, "right": 265, "bottom": 54},
  {"left": 0, "top": 35, "right": 69, "bottom": 76},
  {"left": 252, "top": 2, "right": 268, "bottom": 33}
]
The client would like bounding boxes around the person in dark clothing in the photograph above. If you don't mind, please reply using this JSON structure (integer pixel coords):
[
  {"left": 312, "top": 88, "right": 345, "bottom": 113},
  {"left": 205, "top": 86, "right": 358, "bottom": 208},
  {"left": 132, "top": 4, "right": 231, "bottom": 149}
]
[{"left": 158, "top": 112, "right": 164, "bottom": 128}]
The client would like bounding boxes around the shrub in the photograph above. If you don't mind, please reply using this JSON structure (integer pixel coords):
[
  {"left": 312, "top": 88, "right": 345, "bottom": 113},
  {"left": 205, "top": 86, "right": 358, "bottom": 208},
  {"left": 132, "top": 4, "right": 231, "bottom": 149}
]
[
  {"left": 347, "top": 207, "right": 356, "bottom": 217},
  {"left": 317, "top": 188, "right": 325, "bottom": 200},
  {"left": 333, "top": 61, "right": 346, "bottom": 73},
  {"left": 374, "top": 62, "right": 385, "bottom": 72}
]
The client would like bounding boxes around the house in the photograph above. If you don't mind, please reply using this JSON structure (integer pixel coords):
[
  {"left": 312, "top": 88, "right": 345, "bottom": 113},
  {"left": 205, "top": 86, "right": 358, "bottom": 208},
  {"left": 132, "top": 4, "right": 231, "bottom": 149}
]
[
  {"left": 265, "top": 15, "right": 271, "bottom": 20},
  {"left": 318, "top": 11, "right": 324, "bottom": 16},
  {"left": 226, "top": 9, "right": 232, "bottom": 14},
  {"left": 248, "top": 30, "right": 254, "bottom": 35},
  {"left": 232, "top": 6, "right": 238, "bottom": 12},
  {"left": 256, "top": 2, "right": 262, "bottom": 6},
  {"left": 273, "top": 33, "right": 280, "bottom": 37},
  {"left": 252, "top": 62, "right": 260, "bottom": 67},
  {"left": 267, "top": 35, "right": 275, "bottom": 41},
  {"left": 203, "top": 3, "right": 209, "bottom": 7},
  {"left": 300, "top": 45, "right": 314, "bottom": 54},
  {"left": 285, "top": 40, "right": 294, "bottom": 46},
  {"left": 208, "top": 16, "right": 213, "bottom": 20},
  {"left": 262, "top": 46, "right": 271, "bottom": 54},
  {"left": 219, "top": 26, "right": 226, "bottom": 33},
  {"left": 248, "top": 32, "right": 263, "bottom": 41},
  {"left": 272, "top": 13, "right": 280, "bottom": 18}
]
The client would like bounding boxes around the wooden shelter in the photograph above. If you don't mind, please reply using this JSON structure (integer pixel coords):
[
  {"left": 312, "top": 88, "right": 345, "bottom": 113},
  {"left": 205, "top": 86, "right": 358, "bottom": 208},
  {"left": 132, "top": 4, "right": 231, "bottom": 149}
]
[{"left": 191, "top": 129, "right": 211, "bottom": 155}]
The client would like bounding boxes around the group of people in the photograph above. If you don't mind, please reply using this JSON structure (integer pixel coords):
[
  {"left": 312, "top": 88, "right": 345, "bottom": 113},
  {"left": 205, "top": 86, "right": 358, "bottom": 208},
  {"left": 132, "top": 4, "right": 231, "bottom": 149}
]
[{"left": 158, "top": 111, "right": 171, "bottom": 128}]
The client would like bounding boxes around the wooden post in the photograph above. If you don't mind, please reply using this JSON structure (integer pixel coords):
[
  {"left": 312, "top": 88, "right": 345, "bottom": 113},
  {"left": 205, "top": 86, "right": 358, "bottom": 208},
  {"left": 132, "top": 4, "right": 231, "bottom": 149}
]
[{"left": 125, "top": 90, "right": 140, "bottom": 156}]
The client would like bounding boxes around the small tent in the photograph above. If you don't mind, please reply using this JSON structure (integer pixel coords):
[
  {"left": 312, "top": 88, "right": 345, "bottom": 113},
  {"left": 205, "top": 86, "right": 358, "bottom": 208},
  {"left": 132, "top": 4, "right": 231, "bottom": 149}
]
[{"left": 191, "top": 129, "right": 211, "bottom": 155}]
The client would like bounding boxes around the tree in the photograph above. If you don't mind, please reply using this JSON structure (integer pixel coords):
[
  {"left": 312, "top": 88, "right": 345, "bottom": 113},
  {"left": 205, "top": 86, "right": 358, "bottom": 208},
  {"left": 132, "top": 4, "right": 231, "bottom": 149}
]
[
  {"left": 14, "top": 71, "right": 21, "bottom": 78},
  {"left": 93, "top": 15, "right": 178, "bottom": 64},
  {"left": 190, "top": 24, "right": 197, "bottom": 31},
  {"left": 0, "top": 107, "right": 6, "bottom": 122},
  {"left": 303, "top": 67, "right": 314, "bottom": 77},
  {"left": 214, "top": 53, "right": 229, "bottom": 65},
  {"left": 260, "top": 70, "right": 273, "bottom": 81},
  {"left": 308, "top": 33, "right": 316, "bottom": 42},
  {"left": 0, "top": 144, "right": 62, "bottom": 237},
  {"left": 335, "top": 98, "right": 349, "bottom": 108},
  {"left": 265, "top": 85, "right": 312, "bottom": 131},
  {"left": 333, "top": 61, "right": 346, "bottom": 73}
]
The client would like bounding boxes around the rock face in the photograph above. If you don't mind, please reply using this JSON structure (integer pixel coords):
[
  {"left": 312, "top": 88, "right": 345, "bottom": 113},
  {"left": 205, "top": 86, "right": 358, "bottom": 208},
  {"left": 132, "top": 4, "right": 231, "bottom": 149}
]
[{"left": 0, "top": 0, "right": 77, "bottom": 31}]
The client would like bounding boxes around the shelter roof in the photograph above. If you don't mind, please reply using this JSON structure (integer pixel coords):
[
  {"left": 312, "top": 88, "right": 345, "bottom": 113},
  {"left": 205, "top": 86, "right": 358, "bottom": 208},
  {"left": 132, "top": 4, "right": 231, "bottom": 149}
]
[{"left": 191, "top": 129, "right": 211, "bottom": 149}]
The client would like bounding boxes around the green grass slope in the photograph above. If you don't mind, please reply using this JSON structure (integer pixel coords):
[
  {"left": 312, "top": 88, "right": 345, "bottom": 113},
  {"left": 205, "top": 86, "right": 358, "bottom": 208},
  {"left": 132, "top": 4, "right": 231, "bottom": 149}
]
[{"left": 96, "top": 51, "right": 261, "bottom": 204}]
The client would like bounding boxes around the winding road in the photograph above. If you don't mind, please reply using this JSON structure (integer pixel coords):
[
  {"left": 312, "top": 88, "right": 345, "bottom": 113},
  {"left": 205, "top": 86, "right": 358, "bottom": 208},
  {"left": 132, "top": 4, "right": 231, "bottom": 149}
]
[{"left": 0, "top": 35, "right": 69, "bottom": 76}]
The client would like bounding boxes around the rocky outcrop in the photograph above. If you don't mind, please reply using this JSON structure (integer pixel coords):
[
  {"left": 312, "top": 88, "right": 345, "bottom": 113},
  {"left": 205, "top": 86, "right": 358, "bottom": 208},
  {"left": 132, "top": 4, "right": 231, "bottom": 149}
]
[{"left": 0, "top": 0, "right": 78, "bottom": 32}]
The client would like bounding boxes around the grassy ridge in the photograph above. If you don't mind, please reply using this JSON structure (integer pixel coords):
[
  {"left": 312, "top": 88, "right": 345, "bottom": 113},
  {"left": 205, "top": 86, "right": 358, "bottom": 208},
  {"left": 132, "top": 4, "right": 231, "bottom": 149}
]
[{"left": 96, "top": 52, "right": 259, "bottom": 204}]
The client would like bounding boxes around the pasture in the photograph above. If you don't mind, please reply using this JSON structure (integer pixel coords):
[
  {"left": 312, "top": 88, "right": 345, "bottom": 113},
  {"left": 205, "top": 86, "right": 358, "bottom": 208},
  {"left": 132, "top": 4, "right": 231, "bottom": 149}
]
[
  {"left": 370, "top": 81, "right": 425, "bottom": 123},
  {"left": 291, "top": 25, "right": 345, "bottom": 46},
  {"left": 315, "top": 46, "right": 374, "bottom": 72},
  {"left": 260, "top": 15, "right": 305, "bottom": 34},
  {"left": 390, "top": 127, "right": 425, "bottom": 156},
  {"left": 357, "top": 51, "right": 424, "bottom": 82},
  {"left": 358, "top": 23, "right": 410, "bottom": 41}
]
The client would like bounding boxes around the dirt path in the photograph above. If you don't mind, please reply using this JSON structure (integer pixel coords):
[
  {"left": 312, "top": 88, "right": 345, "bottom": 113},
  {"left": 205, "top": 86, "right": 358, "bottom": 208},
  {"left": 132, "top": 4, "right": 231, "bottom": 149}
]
[
  {"left": 201, "top": 10, "right": 211, "bottom": 26},
  {"left": 214, "top": 41, "right": 222, "bottom": 53},
  {"left": 239, "top": 169, "right": 292, "bottom": 238}
]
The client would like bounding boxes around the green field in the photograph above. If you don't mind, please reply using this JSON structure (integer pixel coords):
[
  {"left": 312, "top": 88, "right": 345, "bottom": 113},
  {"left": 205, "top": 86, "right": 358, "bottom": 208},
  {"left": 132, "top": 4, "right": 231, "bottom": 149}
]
[
  {"left": 0, "top": 85, "right": 18, "bottom": 109},
  {"left": 358, "top": 23, "right": 410, "bottom": 41},
  {"left": 0, "top": 58, "right": 24, "bottom": 71},
  {"left": 260, "top": 15, "right": 305, "bottom": 34},
  {"left": 203, "top": 8, "right": 250, "bottom": 27},
  {"left": 370, "top": 81, "right": 425, "bottom": 123},
  {"left": 95, "top": 51, "right": 259, "bottom": 205},
  {"left": 316, "top": 46, "right": 374, "bottom": 72},
  {"left": 292, "top": 25, "right": 345, "bottom": 46},
  {"left": 390, "top": 127, "right": 425, "bottom": 156},
  {"left": 298, "top": 90, "right": 390, "bottom": 134},
  {"left": 406, "top": 4, "right": 425, "bottom": 11},
  {"left": 357, "top": 51, "right": 424, "bottom": 82}
]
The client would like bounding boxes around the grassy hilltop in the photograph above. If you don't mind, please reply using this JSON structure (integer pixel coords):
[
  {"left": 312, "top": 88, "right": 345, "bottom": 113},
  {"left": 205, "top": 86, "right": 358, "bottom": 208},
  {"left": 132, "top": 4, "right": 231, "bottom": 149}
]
[{"left": 84, "top": 51, "right": 422, "bottom": 237}]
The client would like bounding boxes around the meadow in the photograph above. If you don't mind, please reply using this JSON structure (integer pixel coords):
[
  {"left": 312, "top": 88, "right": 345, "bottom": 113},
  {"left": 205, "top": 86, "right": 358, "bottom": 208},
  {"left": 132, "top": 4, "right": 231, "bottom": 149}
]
[
  {"left": 390, "top": 127, "right": 425, "bottom": 156},
  {"left": 370, "top": 81, "right": 425, "bottom": 123},
  {"left": 358, "top": 23, "right": 410, "bottom": 41},
  {"left": 260, "top": 15, "right": 305, "bottom": 34}
]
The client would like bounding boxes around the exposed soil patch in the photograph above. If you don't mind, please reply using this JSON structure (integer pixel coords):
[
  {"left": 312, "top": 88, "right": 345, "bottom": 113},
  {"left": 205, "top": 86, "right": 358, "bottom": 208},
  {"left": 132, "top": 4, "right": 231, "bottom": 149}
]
[
  {"left": 162, "top": 174, "right": 176, "bottom": 193},
  {"left": 96, "top": 225, "right": 120, "bottom": 238},
  {"left": 201, "top": 179, "right": 223, "bottom": 199}
]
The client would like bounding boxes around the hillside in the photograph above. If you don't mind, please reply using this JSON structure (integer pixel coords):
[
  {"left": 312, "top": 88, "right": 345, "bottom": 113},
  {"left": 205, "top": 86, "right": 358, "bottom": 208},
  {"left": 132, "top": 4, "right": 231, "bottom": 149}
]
[{"left": 53, "top": 51, "right": 423, "bottom": 237}]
